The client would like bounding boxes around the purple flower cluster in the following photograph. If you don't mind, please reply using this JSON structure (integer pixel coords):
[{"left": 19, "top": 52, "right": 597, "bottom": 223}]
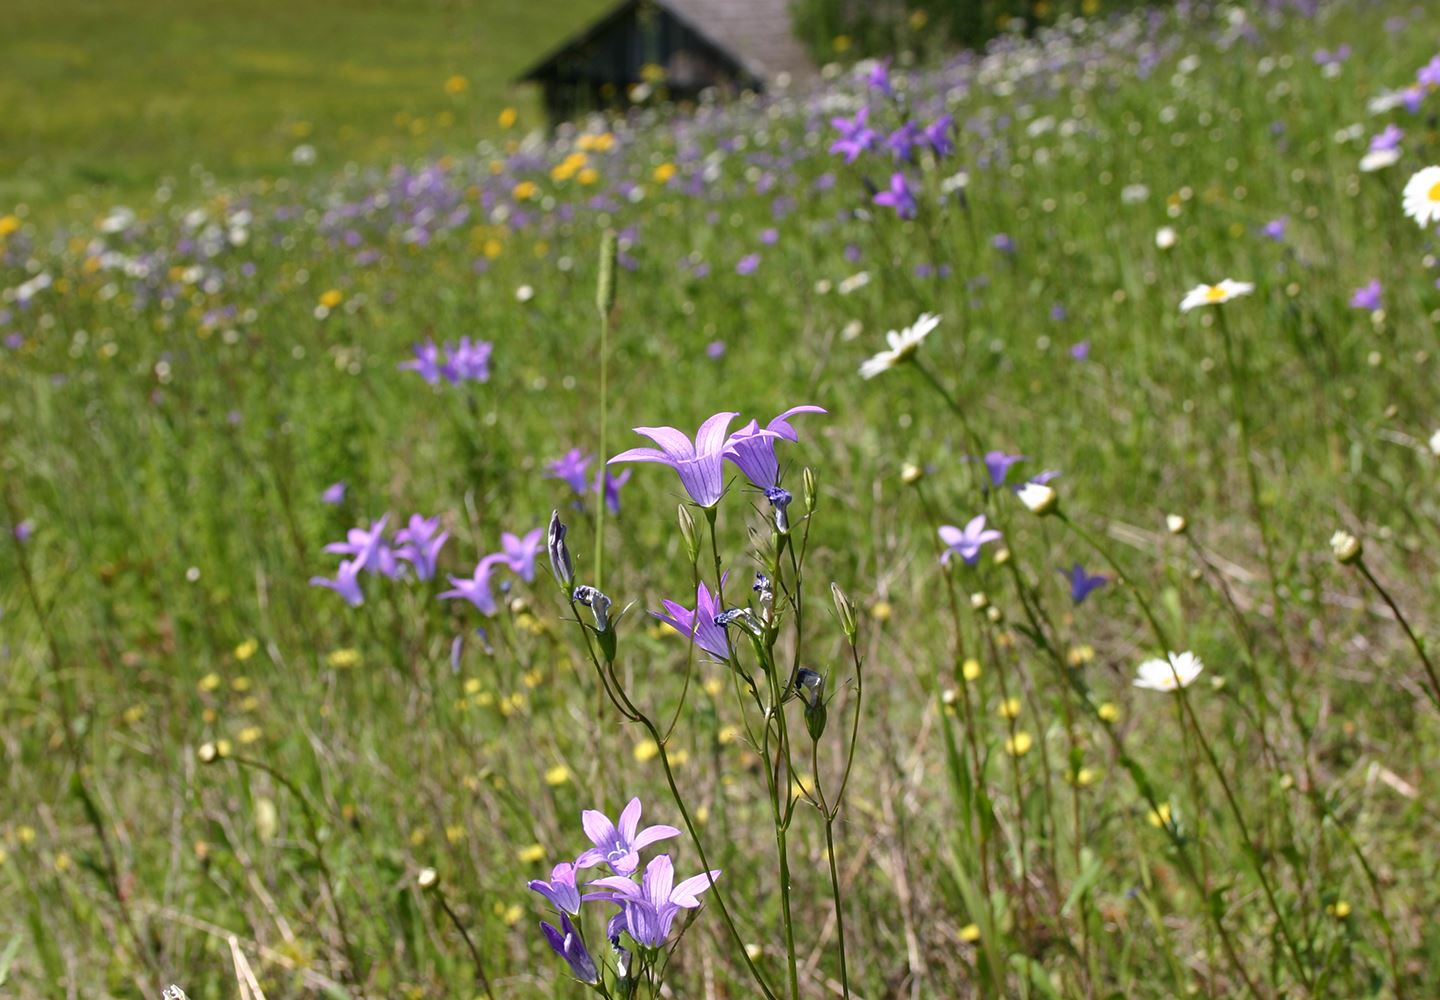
[
  {"left": 440, "top": 527, "right": 544, "bottom": 616},
  {"left": 310, "top": 512, "right": 449, "bottom": 606},
  {"left": 530, "top": 798, "right": 716, "bottom": 984},
  {"left": 399, "top": 336, "right": 493, "bottom": 385}
]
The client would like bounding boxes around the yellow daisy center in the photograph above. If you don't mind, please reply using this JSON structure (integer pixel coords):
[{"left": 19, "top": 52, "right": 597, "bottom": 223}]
[
  {"left": 1204, "top": 285, "right": 1228, "bottom": 302},
  {"left": 1428, "top": 181, "right": 1440, "bottom": 203}
]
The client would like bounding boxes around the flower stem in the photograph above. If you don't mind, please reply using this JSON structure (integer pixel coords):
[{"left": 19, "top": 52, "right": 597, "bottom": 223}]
[{"left": 1356, "top": 558, "right": 1440, "bottom": 710}]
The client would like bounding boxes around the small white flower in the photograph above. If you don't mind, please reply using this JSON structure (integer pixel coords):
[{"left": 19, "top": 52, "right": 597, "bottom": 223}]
[
  {"left": 1402, "top": 166, "right": 1440, "bottom": 227},
  {"left": 1134, "top": 651, "right": 1204, "bottom": 692},
  {"left": 1360, "top": 148, "right": 1401, "bottom": 173},
  {"left": 1179, "top": 279, "right": 1255, "bottom": 312},
  {"left": 1015, "top": 481, "right": 1057, "bottom": 516},
  {"left": 1155, "top": 226, "right": 1178, "bottom": 250},
  {"left": 515, "top": 284, "right": 535, "bottom": 303},
  {"left": 1330, "top": 530, "right": 1362, "bottom": 565},
  {"left": 1165, "top": 513, "right": 1188, "bottom": 535},
  {"left": 1428, "top": 429, "right": 1440, "bottom": 456},
  {"left": 859, "top": 312, "right": 941, "bottom": 379},
  {"left": 838, "top": 271, "right": 870, "bottom": 295}
]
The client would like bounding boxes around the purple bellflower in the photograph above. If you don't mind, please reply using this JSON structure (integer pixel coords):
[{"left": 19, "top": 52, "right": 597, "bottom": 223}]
[
  {"left": 723, "top": 405, "right": 827, "bottom": 490},
  {"left": 321, "top": 481, "right": 347, "bottom": 505},
  {"left": 886, "top": 122, "right": 923, "bottom": 163},
  {"left": 1349, "top": 279, "right": 1383, "bottom": 311},
  {"left": 1061, "top": 563, "right": 1108, "bottom": 604},
  {"left": 439, "top": 554, "right": 505, "bottom": 615},
  {"left": 938, "top": 516, "right": 1002, "bottom": 566},
  {"left": 575, "top": 798, "right": 682, "bottom": 875},
  {"left": 540, "top": 913, "right": 599, "bottom": 984},
  {"left": 652, "top": 578, "right": 731, "bottom": 661},
  {"left": 865, "top": 59, "right": 893, "bottom": 96},
  {"left": 394, "top": 514, "right": 448, "bottom": 581},
  {"left": 1261, "top": 217, "right": 1288, "bottom": 242},
  {"left": 499, "top": 528, "right": 545, "bottom": 582},
  {"left": 400, "top": 341, "right": 444, "bottom": 384},
  {"left": 609, "top": 412, "right": 739, "bottom": 508},
  {"left": 981, "top": 451, "right": 1027, "bottom": 487},
  {"left": 593, "top": 468, "right": 632, "bottom": 514},
  {"left": 829, "top": 107, "right": 878, "bottom": 164},
  {"left": 592, "top": 855, "right": 721, "bottom": 949},
  {"left": 924, "top": 114, "right": 955, "bottom": 158},
  {"left": 873, "top": 172, "right": 918, "bottom": 219},
  {"left": 548, "top": 448, "right": 593, "bottom": 494},
  {"left": 324, "top": 515, "right": 398, "bottom": 577},
  {"left": 529, "top": 861, "right": 585, "bottom": 915},
  {"left": 310, "top": 559, "right": 365, "bottom": 607}
]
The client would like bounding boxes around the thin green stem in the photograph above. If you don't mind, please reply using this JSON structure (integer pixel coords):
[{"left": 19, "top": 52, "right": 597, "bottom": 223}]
[{"left": 1356, "top": 558, "right": 1440, "bottom": 711}]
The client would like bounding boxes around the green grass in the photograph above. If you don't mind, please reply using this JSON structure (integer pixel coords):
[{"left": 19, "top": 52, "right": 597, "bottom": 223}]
[
  {"left": 0, "top": 0, "right": 610, "bottom": 216},
  {"left": 4, "top": 1, "right": 1440, "bottom": 997}
]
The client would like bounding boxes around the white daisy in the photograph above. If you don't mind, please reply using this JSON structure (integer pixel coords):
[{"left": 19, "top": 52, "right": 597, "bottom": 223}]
[
  {"left": 859, "top": 312, "right": 941, "bottom": 379},
  {"left": 1402, "top": 166, "right": 1440, "bottom": 227},
  {"left": 1359, "top": 148, "right": 1400, "bottom": 173},
  {"left": 1179, "top": 279, "right": 1255, "bottom": 312},
  {"left": 1134, "top": 651, "right": 1204, "bottom": 692}
]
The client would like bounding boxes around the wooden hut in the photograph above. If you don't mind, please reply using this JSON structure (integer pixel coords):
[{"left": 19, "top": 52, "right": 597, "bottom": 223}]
[{"left": 515, "top": 0, "right": 815, "bottom": 120}]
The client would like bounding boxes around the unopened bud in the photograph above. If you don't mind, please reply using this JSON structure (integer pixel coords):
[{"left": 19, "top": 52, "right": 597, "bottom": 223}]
[
  {"left": 547, "top": 510, "right": 575, "bottom": 593},
  {"left": 901, "top": 462, "right": 923, "bottom": 485},
  {"left": 596, "top": 229, "right": 617, "bottom": 316},
  {"left": 802, "top": 467, "right": 817, "bottom": 512},
  {"left": 1166, "top": 513, "right": 1188, "bottom": 536},
  {"left": 796, "top": 668, "right": 828, "bottom": 740},
  {"left": 715, "top": 607, "right": 764, "bottom": 640},
  {"left": 970, "top": 592, "right": 989, "bottom": 611},
  {"left": 985, "top": 605, "right": 1003, "bottom": 624},
  {"left": 765, "top": 486, "right": 793, "bottom": 534},
  {"left": 1330, "top": 530, "right": 1362, "bottom": 565},
  {"left": 992, "top": 547, "right": 1011, "bottom": 566},
  {"left": 830, "top": 582, "right": 857, "bottom": 641},
  {"left": 417, "top": 866, "right": 440, "bottom": 891},
  {"left": 573, "top": 585, "right": 612, "bottom": 631},
  {"left": 198, "top": 742, "right": 219, "bottom": 765},
  {"left": 678, "top": 504, "right": 699, "bottom": 563}
]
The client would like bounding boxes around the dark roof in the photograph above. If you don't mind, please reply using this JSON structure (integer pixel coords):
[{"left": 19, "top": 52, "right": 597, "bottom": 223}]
[{"left": 515, "top": 0, "right": 814, "bottom": 87}]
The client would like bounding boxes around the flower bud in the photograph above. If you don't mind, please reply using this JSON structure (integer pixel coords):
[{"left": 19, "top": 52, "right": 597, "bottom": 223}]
[
  {"left": 969, "top": 592, "right": 989, "bottom": 611},
  {"left": 573, "top": 585, "right": 612, "bottom": 631},
  {"left": 197, "top": 742, "right": 220, "bottom": 765},
  {"left": 1330, "top": 530, "right": 1362, "bottom": 565},
  {"left": 985, "top": 605, "right": 1003, "bottom": 624},
  {"left": 1166, "top": 513, "right": 1188, "bottom": 536},
  {"left": 830, "top": 582, "right": 857, "bottom": 641},
  {"left": 1429, "top": 429, "right": 1440, "bottom": 457},
  {"left": 417, "top": 866, "right": 440, "bottom": 891},
  {"left": 765, "top": 486, "right": 793, "bottom": 534},
  {"left": 678, "top": 504, "right": 700, "bottom": 564},
  {"left": 900, "top": 462, "right": 923, "bottom": 485},
  {"left": 992, "top": 547, "right": 1011, "bottom": 566},
  {"left": 714, "top": 607, "right": 764, "bottom": 641},
  {"left": 795, "top": 668, "right": 828, "bottom": 741},
  {"left": 547, "top": 510, "right": 574, "bottom": 593},
  {"left": 802, "top": 467, "right": 817, "bottom": 512},
  {"left": 596, "top": 228, "right": 618, "bottom": 317},
  {"left": 1016, "top": 480, "right": 1058, "bottom": 516}
]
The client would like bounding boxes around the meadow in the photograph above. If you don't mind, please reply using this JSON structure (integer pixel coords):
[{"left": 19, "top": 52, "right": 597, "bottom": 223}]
[{"left": 4, "top": 0, "right": 1440, "bottom": 997}]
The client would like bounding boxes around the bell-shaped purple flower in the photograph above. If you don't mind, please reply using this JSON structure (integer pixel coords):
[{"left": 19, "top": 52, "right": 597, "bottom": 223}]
[
  {"left": 591, "top": 855, "right": 721, "bottom": 949},
  {"left": 540, "top": 912, "right": 599, "bottom": 984},
  {"left": 309, "top": 559, "right": 365, "bottom": 607},
  {"left": 528, "top": 861, "right": 584, "bottom": 915},
  {"left": 439, "top": 554, "right": 505, "bottom": 615},
  {"left": 938, "top": 516, "right": 1001, "bottom": 566},
  {"left": 500, "top": 528, "right": 544, "bottom": 582},
  {"left": 873, "top": 172, "right": 918, "bottom": 220},
  {"left": 575, "top": 798, "right": 681, "bottom": 876},
  {"left": 652, "top": 578, "right": 732, "bottom": 661},
  {"left": 608, "top": 412, "right": 739, "bottom": 508},
  {"left": 723, "top": 405, "right": 826, "bottom": 491},
  {"left": 394, "top": 514, "right": 448, "bottom": 581}
]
